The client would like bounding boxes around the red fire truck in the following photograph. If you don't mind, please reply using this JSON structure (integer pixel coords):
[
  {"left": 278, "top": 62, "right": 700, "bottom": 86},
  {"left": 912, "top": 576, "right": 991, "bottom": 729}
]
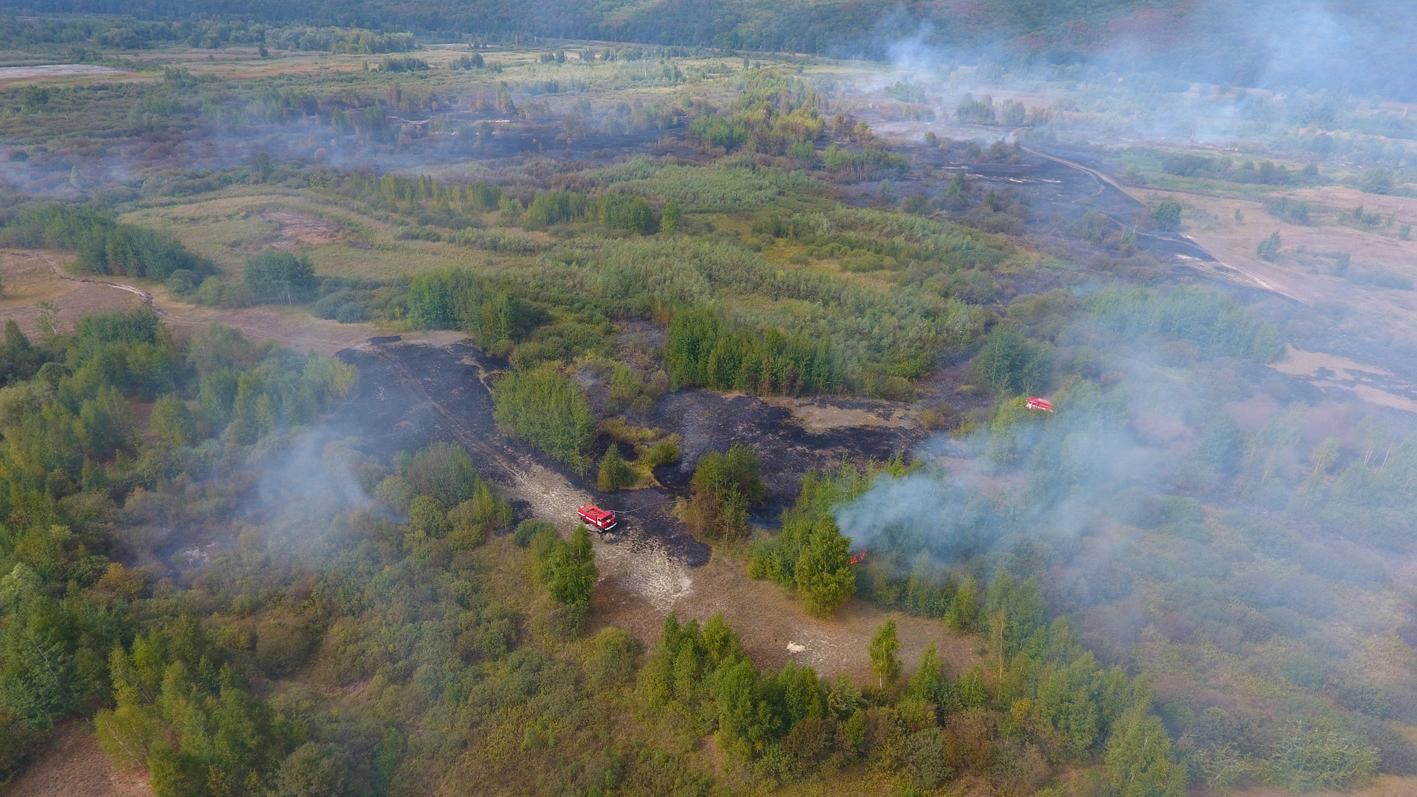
[
  {"left": 576, "top": 504, "right": 618, "bottom": 533},
  {"left": 1025, "top": 396, "right": 1055, "bottom": 413}
]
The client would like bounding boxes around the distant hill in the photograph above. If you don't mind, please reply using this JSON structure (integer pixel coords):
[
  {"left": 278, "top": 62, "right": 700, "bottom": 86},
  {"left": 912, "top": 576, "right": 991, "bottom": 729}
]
[{"left": 10, "top": 0, "right": 1417, "bottom": 98}]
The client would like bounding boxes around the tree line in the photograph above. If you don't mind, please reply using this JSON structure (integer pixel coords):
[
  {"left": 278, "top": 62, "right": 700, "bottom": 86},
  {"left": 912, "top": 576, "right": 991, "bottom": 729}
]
[
  {"left": 0, "top": 14, "right": 415, "bottom": 53},
  {"left": 641, "top": 597, "right": 1184, "bottom": 794},
  {"left": 0, "top": 203, "right": 214, "bottom": 281},
  {"left": 664, "top": 305, "right": 843, "bottom": 396}
]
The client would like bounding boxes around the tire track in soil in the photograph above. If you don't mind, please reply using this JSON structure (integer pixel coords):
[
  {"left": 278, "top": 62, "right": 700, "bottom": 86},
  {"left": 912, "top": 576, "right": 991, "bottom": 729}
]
[
  {"left": 35, "top": 251, "right": 377, "bottom": 354},
  {"left": 41, "top": 250, "right": 158, "bottom": 308}
]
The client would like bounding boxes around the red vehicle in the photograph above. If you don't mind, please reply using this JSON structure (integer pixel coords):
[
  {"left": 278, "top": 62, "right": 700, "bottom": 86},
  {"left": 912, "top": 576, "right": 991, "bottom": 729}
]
[
  {"left": 1025, "top": 396, "right": 1055, "bottom": 413},
  {"left": 849, "top": 549, "right": 869, "bottom": 567},
  {"left": 577, "top": 504, "right": 618, "bottom": 533}
]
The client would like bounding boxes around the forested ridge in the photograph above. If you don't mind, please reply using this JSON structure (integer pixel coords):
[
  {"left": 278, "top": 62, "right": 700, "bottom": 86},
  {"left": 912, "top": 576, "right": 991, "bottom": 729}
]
[{"left": 11, "top": 0, "right": 1417, "bottom": 98}]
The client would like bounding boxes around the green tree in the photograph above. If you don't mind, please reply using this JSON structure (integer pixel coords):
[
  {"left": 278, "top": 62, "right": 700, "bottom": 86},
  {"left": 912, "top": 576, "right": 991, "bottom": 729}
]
[
  {"left": 149, "top": 395, "right": 194, "bottom": 448},
  {"left": 1152, "top": 200, "right": 1182, "bottom": 232},
  {"left": 447, "top": 483, "right": 511, "bottom": 549},
  {"left": 244, "top": 251, "right": 317, "bottom": 305},
  {"left": 793, "top": 523, "right": 854, "bottom": 616},
  {"left": 1196, "top": 415, "right": 1243, "bottom": 481},
  {"left": 271, "top": 743, "right": 347, "bottom": 797},
  {"left": 1274, "top": 715, "right": 1379, "bottom": 791},
  {"left": 685, "top": 444, "right": 764, "bottom": 541},
  {"left": 492, "top": 365, "right": 594, "bottom": 471},
  {"left": 537, "top": 527, "right": 598, "bottom": 607},
  {"left": 596, "top": 444, "right": 635, "bottom": 492},
  {"left": 974, "top": 326, "right": 1052, "bottom": 396},
  {"left": 869, "top": 620, "right": 900, "bottom": 690},
  {"left": 660, "top": 200, "right": 682, "bottom": 234},
  {"left": 1359, "top": 168, "right": 1395, "bottom": 195},
  {"left": 908, "top": 644, "right": 947, "bottom": 706},
  {"left": 407, "top": 495, "right": 449, "bottom": 540},
  {"left": 986, "top": 574, "right": 1047, "bottom": 659},
  {"left": 1257, "top": 231, "right": 1282, "bottom": 261},
  {"left": 945, "top": 575, "right": 981, "bottom": 631},
  {"left": 1104, "top": 708, "right": 1188, "bottom": 797},
  {"left": 406, "top": 441, "right": 479, "bottom": 508}
]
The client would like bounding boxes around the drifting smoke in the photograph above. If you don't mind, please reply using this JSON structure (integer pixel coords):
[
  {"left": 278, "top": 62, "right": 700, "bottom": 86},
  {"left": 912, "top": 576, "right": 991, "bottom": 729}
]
[
  {"left": 251, "top": 427, "right": 376, "bottom": 551},
  {"left": 833, "top": 374, "right": 1171, "bottom": 568},
  {"left": 860, "top": 0, "right": 1417, "bottom": 100},
  {"left": 844, "top": 0, "right": 1417, "bottom": 153}
]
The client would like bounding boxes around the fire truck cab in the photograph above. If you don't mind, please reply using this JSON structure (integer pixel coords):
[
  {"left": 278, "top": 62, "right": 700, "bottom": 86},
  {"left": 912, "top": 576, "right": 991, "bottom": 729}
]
[{"left": 577, "top": 504, "right": 618, "bottom": 533}]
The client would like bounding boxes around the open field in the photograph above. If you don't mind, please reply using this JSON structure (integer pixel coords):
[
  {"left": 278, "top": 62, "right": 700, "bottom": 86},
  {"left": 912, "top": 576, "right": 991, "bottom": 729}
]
[{"left": 121, "top": 193, "right": 481, "bottom": 279}]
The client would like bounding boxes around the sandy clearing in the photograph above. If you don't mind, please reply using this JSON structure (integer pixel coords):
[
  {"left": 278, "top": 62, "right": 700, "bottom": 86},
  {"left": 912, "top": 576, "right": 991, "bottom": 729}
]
[{"left": 598, "top": 550, "right": 984, "bottom": 681}]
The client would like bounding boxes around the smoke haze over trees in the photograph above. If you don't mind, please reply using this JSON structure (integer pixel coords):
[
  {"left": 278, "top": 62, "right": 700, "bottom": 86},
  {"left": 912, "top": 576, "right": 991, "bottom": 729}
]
[{"left": 13, "top": 0, "right": 1417, "bottom": 98}]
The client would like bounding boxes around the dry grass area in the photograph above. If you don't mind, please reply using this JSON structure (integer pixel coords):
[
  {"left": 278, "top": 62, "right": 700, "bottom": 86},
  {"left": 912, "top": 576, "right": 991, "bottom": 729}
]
[
  {"left": 121, "top": 192, "right": 487, "bottom": 279},
  {"left": 0, "top": 249, "right": 147, "bottom": 336},
  {"left": 154, "top": 300, "right": 387, "bottom": 356},
  {"left": 5, "top": 721, "right": 152, "bottom": 797},
  {"left": 1122, "top": 183, "right": 1417, "bottom": 417},
  {"left": 0, "top": 64, "right": 131, "bottom": 86},
  {"left": 1137, "top": 185, "right": 1417, "bottom": 311},
  {"left": 0, "top": 247, "right": 475, "bottom": 355}
]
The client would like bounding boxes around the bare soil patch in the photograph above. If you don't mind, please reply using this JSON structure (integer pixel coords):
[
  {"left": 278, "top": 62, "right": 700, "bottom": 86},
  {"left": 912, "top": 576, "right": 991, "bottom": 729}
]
[
  {"left": 259, "top": 209, "right": 351, "bottom": 250},
  {"left": 762, "top": 396, "right": 918, "bottom": 434},
  {"left": 5, "top": 721, "right": 152, "bottom": 797}
]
